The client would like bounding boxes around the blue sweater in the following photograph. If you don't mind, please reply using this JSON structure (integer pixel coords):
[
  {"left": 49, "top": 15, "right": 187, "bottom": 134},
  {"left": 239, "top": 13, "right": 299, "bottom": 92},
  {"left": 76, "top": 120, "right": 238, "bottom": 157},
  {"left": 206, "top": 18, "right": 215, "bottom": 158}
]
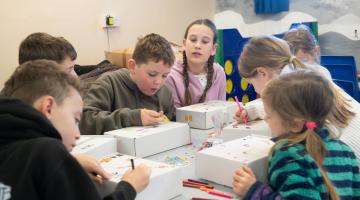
[{"left": 244, "top": 129, "right": 360, "bottom": 200}]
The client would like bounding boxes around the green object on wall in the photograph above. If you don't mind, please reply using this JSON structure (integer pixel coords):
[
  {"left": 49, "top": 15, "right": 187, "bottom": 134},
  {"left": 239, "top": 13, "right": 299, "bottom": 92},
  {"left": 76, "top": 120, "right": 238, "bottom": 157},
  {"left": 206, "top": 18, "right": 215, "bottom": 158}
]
[{"left": 215, "top": 29, "right": 224, "bottom": 66}]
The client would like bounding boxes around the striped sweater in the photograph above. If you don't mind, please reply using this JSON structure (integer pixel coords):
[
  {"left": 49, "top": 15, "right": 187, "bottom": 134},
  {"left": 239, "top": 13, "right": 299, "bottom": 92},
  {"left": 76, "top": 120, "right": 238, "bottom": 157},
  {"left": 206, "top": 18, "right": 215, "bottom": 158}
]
[{"left": 243, "top": 129, "right": 360, "bottom": 200}]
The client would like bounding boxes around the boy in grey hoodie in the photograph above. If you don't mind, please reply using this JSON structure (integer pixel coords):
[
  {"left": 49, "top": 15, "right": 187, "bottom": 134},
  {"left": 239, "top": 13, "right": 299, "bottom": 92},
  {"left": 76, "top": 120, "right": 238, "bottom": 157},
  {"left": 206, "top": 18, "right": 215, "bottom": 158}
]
[{"left": 80, "top": 33, "right": 176, "bottom": 135}]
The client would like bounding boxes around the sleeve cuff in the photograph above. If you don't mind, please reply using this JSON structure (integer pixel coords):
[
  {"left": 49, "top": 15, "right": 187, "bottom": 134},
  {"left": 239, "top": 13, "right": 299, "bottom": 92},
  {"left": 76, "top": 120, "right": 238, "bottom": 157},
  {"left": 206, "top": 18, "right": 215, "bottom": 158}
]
[
  {"left": 115, "top": 181, "right": 137, "bottom": 200},
  {"left": 243, "top": 181, "right": 263, "bottom": 200},
  {"left": 129, "top": 109, "right": 142, "bottom": 126}
]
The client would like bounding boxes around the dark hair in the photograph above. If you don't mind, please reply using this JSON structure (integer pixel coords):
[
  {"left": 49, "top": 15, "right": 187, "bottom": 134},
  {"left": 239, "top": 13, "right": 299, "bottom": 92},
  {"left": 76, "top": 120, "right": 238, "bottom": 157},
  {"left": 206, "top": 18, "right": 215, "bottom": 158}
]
[
  {"left": 3, "top": 59, "right": 81, "bottom": 105},
  {"left": 262, "top": 71, "right": 339, "bottom": 200},
  {"left": 132, "top": 33, "right": 175, "bottom": 67},
  {"left": 19, "top": 32, "right": 77, "bottom": 64},
  {"left": 183, "top": 19, "right": 217, "bottom": 105}
]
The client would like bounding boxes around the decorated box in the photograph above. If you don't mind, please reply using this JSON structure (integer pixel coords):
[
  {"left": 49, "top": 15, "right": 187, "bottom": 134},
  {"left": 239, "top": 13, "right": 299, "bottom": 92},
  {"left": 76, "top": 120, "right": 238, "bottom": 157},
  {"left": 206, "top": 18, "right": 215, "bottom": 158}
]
[
  {"left": 71, "top": 135, "right": 117, "bottom": 159},
  {"left": 176, "top": 100, "right": 238, "bottom": 129},
  {"left": 222, "top": 120, "right": 271, "bottom": 142},
  {"left": 105, "top": 122, "right": 190, "bottom": 157},
  {"left": 96, "top": 153, "right": 182, "bottom": 200},
  {"left": 195, "top": 135, "right": 274, "bottom": 186}
]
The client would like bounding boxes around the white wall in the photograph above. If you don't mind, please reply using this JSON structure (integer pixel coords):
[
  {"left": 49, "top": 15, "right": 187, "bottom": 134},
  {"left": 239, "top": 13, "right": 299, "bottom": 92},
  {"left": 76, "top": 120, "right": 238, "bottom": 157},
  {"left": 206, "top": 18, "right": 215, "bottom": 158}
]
[{"left": 0, "top": 0, "right": 214, "bottom": 87}]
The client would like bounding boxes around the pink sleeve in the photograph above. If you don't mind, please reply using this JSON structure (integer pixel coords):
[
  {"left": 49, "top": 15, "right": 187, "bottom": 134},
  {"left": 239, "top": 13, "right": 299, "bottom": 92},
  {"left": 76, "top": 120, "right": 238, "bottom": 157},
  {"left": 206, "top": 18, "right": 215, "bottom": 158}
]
[
  {"left": 216, "top": 64, "right": 227, "bottom": 101},
  {"left": 165, "top": 76, "right": 182, "bottom": 108}
]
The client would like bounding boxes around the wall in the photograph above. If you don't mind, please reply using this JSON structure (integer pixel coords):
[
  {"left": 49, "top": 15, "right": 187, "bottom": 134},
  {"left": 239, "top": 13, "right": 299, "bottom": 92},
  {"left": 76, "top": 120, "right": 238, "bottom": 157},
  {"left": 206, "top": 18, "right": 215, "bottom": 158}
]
[
  {"left": 0, "top": 0, "right": 214, "bottom": 87},
  {"left": 215, "top": 0, "right": 360, "bottom": 67}
]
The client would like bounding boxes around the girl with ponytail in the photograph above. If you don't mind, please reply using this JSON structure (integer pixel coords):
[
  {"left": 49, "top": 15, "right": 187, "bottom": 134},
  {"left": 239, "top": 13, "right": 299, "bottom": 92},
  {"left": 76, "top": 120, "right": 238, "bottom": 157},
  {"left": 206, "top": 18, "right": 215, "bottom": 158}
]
[
  {"left": 283, "top": 26, "right": 360, "bottom": 163},
  {"left": 165, "top": 19, "right": 226, "bottom": 108},
  {"left": 234, "top": 36, "right": 355, "bottom": 137},
  {"left": 232, "top": 71, "right": 360, "bottom": 199}
]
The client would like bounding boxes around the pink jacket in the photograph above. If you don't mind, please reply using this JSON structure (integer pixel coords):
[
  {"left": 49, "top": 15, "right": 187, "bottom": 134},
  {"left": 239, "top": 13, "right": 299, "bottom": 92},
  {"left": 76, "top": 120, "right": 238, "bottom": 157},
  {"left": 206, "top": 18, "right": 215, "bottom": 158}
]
[{"left": 165, "top": 60, "right": 226, "bottom": 108}]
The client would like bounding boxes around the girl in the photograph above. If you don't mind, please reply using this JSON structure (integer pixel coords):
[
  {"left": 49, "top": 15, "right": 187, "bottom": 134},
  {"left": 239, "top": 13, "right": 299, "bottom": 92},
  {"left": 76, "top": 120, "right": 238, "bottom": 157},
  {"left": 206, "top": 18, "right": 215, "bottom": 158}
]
[
  {"left": 234, "top": 36, "right": 355, "bottom": 135},
  {"left": 283, "top": 25, "right": 332, "bottom": 79},
  {"left": 232, "top": 71, "right": 360, "bottom": 199},
  {"left": 165, "top": 19, "right": 226, "bottom": 108},
  {"left": 283, "top": 26, "right": 360, "bottom": 163}
]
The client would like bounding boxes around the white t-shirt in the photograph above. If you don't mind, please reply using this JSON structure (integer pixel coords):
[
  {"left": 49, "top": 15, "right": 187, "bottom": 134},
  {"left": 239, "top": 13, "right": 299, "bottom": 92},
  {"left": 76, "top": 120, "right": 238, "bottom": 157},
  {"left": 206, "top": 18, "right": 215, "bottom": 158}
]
[{"left": 194, "top": 74, "right": 207, "bottom": 89}]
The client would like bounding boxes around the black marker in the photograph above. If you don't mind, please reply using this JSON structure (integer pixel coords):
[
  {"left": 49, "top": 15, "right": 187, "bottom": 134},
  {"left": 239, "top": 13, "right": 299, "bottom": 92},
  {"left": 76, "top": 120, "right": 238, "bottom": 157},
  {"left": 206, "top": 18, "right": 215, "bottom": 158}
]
[{"left": 130, "top": 158, "right": 135, "bottom": 170}]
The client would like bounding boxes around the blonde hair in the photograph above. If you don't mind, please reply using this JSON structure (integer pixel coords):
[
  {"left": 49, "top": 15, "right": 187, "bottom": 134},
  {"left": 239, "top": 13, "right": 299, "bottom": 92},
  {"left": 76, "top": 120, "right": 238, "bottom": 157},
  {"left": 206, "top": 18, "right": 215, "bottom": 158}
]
[
  {"left": 283, "top": 25, "right": 320, "bottom": 64},
  {"left": 263, "top": 71, "right": 339, "bottom": 200},
  {"left": 238, "top": 36, "right": 354, "bottom": 129},
  {"left": 238, "top": 36, "right": 305, "bottom": 78}
]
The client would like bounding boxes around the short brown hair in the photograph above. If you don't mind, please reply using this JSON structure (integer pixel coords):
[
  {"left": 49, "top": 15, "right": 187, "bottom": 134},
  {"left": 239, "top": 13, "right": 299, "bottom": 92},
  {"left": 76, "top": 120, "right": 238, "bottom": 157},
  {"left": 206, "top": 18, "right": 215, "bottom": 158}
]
[
  {"left": 132, "top": 33, "right": 175, "bottom": 66},
  {"left": 19, "top": 32, "right": 77, "bottom": 64},
  {"left": 3, "top": 59, "right": 81, "bottom": 105}
]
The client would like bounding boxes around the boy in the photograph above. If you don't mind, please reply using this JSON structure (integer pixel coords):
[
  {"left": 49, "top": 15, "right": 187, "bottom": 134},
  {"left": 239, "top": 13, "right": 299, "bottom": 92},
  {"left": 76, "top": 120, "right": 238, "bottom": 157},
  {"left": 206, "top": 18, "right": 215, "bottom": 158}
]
[
  {"left": 80, "top": 33, "right": 176, "bottom": 135},
  {"left": 18, "top": 32, "right": 78, "bottom": 77},
  {"left": 0, "top": 60, "right": 151, "bottom": 200},
  {"left": 16, "top": 32, "right": 111, "bottom": 181}
]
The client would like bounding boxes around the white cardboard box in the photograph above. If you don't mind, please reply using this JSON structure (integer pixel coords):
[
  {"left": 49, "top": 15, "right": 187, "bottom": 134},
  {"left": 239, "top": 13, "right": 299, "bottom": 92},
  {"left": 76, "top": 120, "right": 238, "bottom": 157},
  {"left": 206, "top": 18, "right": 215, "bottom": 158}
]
[
  {"left": 176, "top": 100, "right": 238, "bottom": 129},
  {"left": 71, "top": 135, "right": 117, "bottom": 159},
  {"left": 96, "top": 153, "right": 182, "bottom": 200},
  {"left": 190, "top": 128, "right": 214, "bottom": 148},
  {"left": 195, "top": 135, "right": 274, "bottom": 186},
  {"left": 105, "top": 122, "right": 190, "bottom": 157},
  {"left": 222, "top": 120, "right": 271, "bottom": 142}
]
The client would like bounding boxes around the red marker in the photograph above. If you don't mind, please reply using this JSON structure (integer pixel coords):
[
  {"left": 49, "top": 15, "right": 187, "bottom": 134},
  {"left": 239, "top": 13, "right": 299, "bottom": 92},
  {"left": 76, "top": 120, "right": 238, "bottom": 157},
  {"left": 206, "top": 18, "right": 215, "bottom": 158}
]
[
  {"left": 208, "top": 190, "right": 233, "bottom": 199},
  {"left": 235, "top": 96, "right": 248, "bottom": 124}
]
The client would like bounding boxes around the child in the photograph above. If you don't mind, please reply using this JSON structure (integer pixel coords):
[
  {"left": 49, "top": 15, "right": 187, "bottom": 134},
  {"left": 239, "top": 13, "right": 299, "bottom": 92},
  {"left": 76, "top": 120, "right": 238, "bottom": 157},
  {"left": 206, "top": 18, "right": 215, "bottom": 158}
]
[
  {"left": 283, "top": 25, "right": 332, "bottom": 79},
  {"left": 80, "top": 33, "right": 176, "bottom": 135},
  {"left": 283, "top": 26, "right": 360, "bottom": 163},
  {"left": 15, "top": 32, "right": 112, "bottom": 184},
  {"left": 234, "top": 36, "right": 355, "bottom": 134},
  {"left": 18, "top": 32, "right": 78, "bottom": 77},
  {"left": 165, "top": 19, "right": 226, "bottom": 107},
  {"left": 232, "top": 71, "right": 360, "bottom": 199},
  {"left": 0, "top": 60, "right": 151, "bottom": 200}
]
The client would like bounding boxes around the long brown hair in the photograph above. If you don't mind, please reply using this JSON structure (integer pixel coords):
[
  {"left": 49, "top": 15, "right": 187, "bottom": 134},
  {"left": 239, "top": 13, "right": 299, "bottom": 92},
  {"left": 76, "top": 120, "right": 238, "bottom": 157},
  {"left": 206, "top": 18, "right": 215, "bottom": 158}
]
[
  {"left": 238, "top": 36, "right": 354, "bottom": 128},
  {"left": 238, "top": 36, "right": 305, "bottom": 78},
  {"left": 183, "top": 19, "right": 217, "bottom": 105},
  {"left": 283, "top": 25, "right": 320, "bottom": 64},
  {"left": 262, "top": 71, "right": 339, "bottom": 200}
]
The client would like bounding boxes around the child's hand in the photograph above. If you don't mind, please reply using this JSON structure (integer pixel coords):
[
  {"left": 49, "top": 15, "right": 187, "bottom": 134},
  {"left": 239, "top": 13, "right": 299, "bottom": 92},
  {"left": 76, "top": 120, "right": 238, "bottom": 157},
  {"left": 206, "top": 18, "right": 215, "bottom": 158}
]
[
  {"left": 140, "top": 109, "right": 164, "bottom": 126},
  {"left": 122, "top": 164, "right": 152, "bottom": 193},
  {"left": 73, "top": 154, "right": 111, "bottom": 184},
  {"left": 233, "top": 108, "right": 248, "bottom": 124},
  {"left": 232, "top": 166, "right": 256, "bottom": 197}
]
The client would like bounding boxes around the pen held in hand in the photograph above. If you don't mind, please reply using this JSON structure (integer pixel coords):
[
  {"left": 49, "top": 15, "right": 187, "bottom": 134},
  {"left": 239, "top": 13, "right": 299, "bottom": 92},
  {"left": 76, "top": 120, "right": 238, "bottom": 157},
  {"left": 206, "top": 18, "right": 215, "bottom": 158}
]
[{"left": 130, "top": 158, "right": 135, "bottom": 170}]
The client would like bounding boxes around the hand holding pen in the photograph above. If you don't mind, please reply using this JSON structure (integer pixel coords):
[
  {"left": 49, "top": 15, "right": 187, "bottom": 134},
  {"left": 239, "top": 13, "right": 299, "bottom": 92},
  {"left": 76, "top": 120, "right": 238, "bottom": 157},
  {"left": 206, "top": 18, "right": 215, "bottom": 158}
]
[
  {"left": 122, "top": 160, "right": 152, "bottom": 193},
  {"left": 234, "top": 96, "right": 248, "bottom": 124}
]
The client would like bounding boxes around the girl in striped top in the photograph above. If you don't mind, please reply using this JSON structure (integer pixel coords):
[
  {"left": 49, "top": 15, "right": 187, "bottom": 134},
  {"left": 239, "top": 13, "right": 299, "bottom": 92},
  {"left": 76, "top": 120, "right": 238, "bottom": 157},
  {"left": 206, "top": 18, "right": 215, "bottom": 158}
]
[{"left": 232, "top": 71, "right": 360, "bottom": 199}]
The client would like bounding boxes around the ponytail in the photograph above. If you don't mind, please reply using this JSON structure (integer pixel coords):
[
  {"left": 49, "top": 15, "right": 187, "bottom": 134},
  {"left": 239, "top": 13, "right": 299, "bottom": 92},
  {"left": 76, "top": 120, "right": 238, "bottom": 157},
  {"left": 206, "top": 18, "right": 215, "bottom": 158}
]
[{"left": 271, "top": 128, "right": 340, "bottom": 200}]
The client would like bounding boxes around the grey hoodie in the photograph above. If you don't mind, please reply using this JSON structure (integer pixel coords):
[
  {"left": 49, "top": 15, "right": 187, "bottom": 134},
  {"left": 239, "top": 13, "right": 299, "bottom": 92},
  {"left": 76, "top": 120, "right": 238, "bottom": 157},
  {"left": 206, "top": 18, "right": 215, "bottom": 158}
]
[{"left": 80, "top": 68, "right": 175, "bottom": 135}]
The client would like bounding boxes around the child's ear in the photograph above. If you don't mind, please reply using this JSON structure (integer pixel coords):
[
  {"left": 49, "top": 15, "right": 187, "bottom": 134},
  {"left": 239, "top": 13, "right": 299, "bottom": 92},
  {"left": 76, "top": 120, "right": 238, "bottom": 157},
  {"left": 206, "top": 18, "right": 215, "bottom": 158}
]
[
  {"left": 256, "top": 67, "right": 268, "bottom": 77},
  {"left": 33, "top": 96, "right": 55, "bottom": 119},
  {"left": 127, "top": 59, "right": 136, "bottom": 75},
  {"left": 289, "top": 118, "right": 305, "bottom": 133}
]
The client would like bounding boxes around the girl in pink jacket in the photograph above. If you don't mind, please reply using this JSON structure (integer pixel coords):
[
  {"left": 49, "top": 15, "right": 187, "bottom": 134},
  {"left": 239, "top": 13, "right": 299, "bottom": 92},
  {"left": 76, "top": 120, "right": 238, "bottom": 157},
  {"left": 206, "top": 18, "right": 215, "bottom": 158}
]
[{"left": 165, "top": 19, "right": 226, "bottom": 108}]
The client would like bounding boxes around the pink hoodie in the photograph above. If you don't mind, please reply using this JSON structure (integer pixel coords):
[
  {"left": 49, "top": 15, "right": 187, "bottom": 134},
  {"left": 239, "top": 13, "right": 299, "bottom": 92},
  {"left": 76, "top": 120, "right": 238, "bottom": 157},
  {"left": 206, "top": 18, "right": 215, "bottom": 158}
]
[{"left": 165, "top": 60, "right": 226, "bottom": 108}]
